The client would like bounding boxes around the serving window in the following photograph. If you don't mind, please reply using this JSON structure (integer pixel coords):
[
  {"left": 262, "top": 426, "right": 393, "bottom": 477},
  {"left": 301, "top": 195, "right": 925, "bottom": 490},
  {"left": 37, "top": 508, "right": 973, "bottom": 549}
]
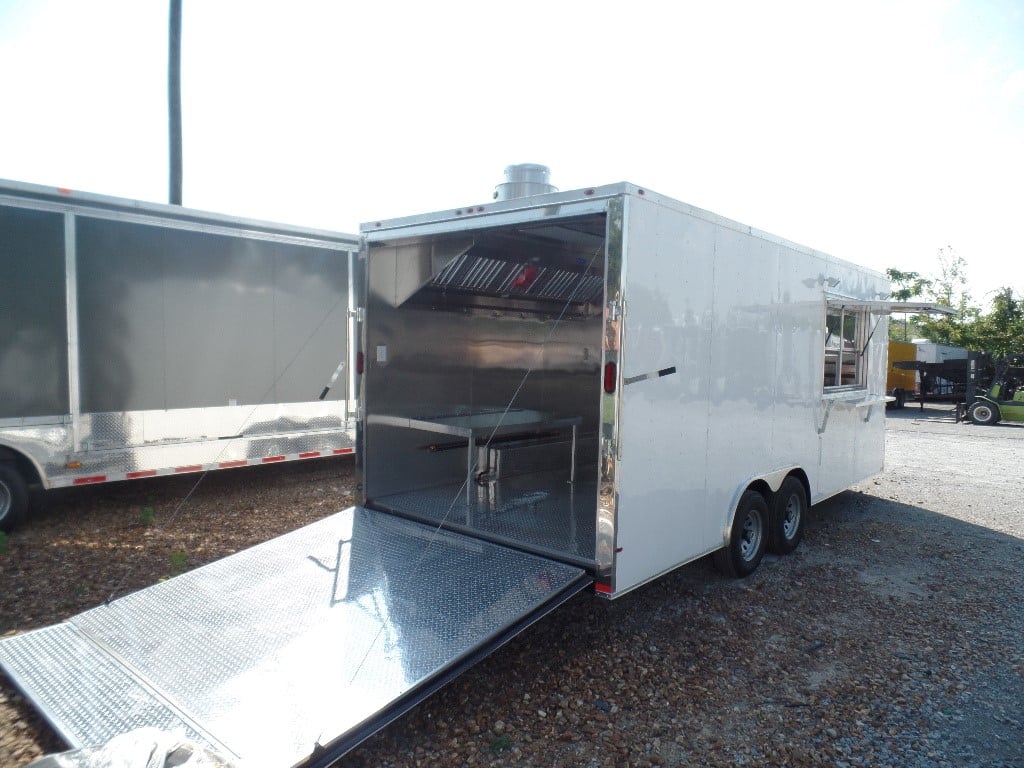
[{"left": 824, "top": 302, "right": 869, "bottom": 391}]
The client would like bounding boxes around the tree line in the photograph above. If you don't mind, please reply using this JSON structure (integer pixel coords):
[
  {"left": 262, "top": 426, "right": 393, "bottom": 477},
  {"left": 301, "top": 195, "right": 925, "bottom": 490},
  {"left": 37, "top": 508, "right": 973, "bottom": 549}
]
[{"left": 887, "top": 247, "right": 1024, "bottom": 359}]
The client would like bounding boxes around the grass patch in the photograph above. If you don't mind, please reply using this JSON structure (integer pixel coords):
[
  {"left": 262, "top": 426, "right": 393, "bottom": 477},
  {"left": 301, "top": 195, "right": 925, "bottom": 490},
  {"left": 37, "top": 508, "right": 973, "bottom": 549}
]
[
  {"left": 489, "top": 735, "right": 512, "bottom": 754},
  {"left": 170, "top": 550, "right": 188, "bottom": 575}
]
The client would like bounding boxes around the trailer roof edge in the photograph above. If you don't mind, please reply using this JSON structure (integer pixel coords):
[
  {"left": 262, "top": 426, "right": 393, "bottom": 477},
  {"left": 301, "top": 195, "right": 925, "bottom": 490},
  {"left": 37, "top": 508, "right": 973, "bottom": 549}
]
[
  {"left": 360, "top": 182, "right": 886, "bottom": 281},
  {"left": 0, "top": 177, "right": 359, "bottom": 246}
]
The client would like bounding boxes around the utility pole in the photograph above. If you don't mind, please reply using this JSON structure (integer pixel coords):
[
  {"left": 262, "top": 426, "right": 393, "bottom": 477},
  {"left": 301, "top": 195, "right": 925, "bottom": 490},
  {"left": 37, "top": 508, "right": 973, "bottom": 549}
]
[{"left": 168, "top": 0, "right": 182, "bottom": 205}]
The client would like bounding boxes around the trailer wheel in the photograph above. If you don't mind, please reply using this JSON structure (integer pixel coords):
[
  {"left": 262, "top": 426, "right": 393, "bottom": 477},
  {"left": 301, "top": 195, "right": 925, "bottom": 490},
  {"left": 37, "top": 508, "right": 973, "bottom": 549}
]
[
  {"left": 0, "top": 463, "right": 28, "bottom": 533},
  {"left": 714, "top": 490, "right": 767, "bottom": 578},
  {"left": 968, "top": 401, "right": 1000, "bottom": 426},
  {"left": 767, "top": 477, "right": 807, "bottom": 555}
]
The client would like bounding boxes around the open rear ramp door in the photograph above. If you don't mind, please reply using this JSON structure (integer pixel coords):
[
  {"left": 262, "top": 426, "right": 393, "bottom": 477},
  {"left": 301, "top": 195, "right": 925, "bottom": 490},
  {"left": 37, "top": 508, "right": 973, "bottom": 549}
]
[{"left": 0, "top": 507, "right": 590, "bottom": 767}]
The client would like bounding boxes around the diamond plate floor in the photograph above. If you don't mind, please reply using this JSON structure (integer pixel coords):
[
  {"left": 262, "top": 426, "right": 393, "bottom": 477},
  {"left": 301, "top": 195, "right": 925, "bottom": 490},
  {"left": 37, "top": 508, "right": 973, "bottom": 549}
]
[
  {"left": 374, "top": 471, "right": 599, "bottom": 563},
  {"left": 0, "top": 507, "right": 588, "bottom": 768}
]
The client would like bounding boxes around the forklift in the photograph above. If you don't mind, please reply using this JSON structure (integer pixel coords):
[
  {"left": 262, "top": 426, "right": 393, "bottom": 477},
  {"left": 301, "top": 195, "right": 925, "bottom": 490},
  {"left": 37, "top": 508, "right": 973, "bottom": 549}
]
[{"left": 966, "top": 353, "right": 1024, "bottom": 425}]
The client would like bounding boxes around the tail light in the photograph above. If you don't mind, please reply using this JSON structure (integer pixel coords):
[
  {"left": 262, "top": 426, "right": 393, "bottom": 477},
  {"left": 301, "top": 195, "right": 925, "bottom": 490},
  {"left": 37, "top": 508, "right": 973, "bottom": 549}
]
[
  {"left": 603, "top": 362, "right": 617, "bottom": 394},
  {"left": 356, "top": 351, "right": 365, "bottom": 375}
]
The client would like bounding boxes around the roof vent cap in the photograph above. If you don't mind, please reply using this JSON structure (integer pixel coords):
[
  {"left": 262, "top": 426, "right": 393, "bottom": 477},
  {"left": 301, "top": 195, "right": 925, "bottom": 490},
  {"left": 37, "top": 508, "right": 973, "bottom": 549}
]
[{"left": 493, "top": 164, "right": 557, "bottom": 201}]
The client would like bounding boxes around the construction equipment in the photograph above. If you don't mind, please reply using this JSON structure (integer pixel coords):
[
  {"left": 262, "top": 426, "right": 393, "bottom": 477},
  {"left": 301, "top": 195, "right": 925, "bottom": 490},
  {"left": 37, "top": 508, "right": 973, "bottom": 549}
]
[{"left": 966, "top": 353, "right": 1024, "bottom": 425}]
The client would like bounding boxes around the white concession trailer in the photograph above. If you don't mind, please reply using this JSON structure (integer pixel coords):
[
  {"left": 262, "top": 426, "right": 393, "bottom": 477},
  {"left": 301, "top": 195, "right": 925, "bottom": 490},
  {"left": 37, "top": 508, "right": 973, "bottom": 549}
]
[
  {"left": 0, "top": 177, "right": 897, "bottom": 767},
  {"left": 0, "top": 180, "right": 361, "bottom": 531}
]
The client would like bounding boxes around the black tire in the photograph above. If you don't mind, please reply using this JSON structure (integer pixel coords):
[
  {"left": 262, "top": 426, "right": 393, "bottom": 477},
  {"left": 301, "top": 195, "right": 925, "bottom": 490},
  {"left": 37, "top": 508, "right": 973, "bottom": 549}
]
[
  {"left": 968, "top": 401, "right": 1000, "bottom": 426},
  {"left": 714, "top": 489, "right": 767, "bottom": 578},
  {"left": 0, "top": 463, "right": 28, "bottom": 533},
  {"left": 767, "top": 476, "right": 807, "bottom": 555}
]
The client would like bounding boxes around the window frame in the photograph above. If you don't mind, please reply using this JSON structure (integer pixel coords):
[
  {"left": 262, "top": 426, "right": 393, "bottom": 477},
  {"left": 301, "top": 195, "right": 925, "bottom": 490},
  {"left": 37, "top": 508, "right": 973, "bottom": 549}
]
[
  {"left": 823, "top": 301, "right": 872, "bottom": 392},
  {"left": 821, "top": 298, "right": 955, "bottom": 396}
]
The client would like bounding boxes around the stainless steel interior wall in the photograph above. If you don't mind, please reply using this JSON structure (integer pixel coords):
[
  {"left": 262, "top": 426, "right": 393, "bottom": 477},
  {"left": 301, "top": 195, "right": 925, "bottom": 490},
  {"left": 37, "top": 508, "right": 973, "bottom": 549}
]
[
  {"left": 75, "top": 217, "right": 349, "bottom": 413},
  {"left": 0, "top": 205, "right": 69, "bottom": 418},
  {"left": 363, "top": 252, "right": 604, "bottom": 499}
]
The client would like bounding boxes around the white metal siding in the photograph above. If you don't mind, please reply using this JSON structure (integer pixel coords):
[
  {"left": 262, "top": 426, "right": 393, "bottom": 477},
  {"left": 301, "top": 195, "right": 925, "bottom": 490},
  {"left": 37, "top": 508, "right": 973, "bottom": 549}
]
[
  {"left": 613, "top": 194, "right": 887, "bottom": 593},
  {"left": 614, "top": 198, "right": 718, "bottom": 590}
]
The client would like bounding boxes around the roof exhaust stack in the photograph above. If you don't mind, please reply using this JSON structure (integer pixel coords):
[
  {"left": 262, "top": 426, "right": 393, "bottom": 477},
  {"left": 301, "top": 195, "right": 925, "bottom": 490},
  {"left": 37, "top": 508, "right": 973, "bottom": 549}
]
[{"left": 493, "top": 164, "right": 557, "bottom": 201}]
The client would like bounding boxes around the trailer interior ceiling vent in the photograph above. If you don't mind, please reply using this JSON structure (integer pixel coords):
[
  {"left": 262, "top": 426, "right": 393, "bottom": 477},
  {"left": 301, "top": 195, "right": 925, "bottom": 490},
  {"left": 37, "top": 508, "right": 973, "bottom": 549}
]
[
  {"left": 493, "top": 163, "right": 557, "bottom": 201},
  {"left": 395, "top": 220, "right": 607, "bottom": 313},
  {"left": 427, "top": 224, "right": 605, "bottom": 309}
]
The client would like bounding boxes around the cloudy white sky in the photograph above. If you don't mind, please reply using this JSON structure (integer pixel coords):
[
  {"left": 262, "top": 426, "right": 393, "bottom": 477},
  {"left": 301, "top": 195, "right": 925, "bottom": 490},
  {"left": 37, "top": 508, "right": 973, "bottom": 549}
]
[{"left": 1, "top": 0, "right": 1021, "bottom": 307}]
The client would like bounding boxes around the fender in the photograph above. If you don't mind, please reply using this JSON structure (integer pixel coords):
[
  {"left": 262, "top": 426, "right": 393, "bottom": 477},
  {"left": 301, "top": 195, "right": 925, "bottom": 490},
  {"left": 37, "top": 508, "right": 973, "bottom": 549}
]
[
  {"left": 0, "top": 441, "right": 45, "bottom": 487},
  {"left": 720, "top": 466, "right": 806, "bottom": 546}
]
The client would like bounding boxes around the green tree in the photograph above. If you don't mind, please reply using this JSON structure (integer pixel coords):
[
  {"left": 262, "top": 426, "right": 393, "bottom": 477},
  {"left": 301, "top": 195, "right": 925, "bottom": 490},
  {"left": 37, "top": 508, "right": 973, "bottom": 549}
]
[
  {"left": 915, "top": 247, "right": 980, "bottom": 347},
  {"left": 886, "top": 268, "right": 932, "bottom": 302},
  {"left": 967, "top": 288, "right": 1024, "bottom": 358},
  {"left": 888, "top": 248, "right": 1024, "bottom": 359}
]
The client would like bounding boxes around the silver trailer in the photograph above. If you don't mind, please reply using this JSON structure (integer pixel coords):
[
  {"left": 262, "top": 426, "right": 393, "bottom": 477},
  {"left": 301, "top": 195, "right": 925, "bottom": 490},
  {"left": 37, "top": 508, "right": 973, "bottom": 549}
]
[
  {"left": 2, "top": 175, "right": 912, "bottom": 766},
  {"left": 0, "top": 180, "right": 360, "bottom": 531}
]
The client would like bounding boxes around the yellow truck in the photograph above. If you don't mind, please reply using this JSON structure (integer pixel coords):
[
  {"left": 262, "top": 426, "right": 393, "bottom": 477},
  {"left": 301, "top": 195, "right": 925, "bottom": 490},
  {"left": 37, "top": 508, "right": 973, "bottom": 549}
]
[{"left": 887, "top": 340, "right": 918, "bottom": 408}]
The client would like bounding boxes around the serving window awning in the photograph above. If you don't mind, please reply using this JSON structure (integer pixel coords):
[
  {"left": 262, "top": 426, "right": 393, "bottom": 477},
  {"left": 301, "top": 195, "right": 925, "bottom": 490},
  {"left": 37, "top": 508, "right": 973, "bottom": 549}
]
[{"left": 825, "top": 298, "right": 955, "bottom": 316}]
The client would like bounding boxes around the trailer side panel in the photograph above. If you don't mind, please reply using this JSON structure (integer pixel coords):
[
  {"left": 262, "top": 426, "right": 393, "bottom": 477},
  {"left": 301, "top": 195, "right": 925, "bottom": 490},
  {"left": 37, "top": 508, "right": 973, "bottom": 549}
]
[
  {"left": 76, "top": 216, "right": 350, "bottom": 412},
  {"left": 612, "top": 193, "right": 888, "bottom": 593},
  {"left": 0, "top": 181, "right": 360, "bottom": 497},
  {"left": 0, "top": 205, "right": 69, "bottom": 420}
]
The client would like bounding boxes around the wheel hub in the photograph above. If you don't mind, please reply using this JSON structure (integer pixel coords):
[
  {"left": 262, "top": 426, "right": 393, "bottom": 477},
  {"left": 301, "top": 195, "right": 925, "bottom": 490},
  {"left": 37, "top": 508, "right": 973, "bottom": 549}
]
[
  {"left": 740, "top": 511, "right": 762, "bottom": 560},
  {"left": 782, "top": 495, "right": 801, "bottom": 538}
]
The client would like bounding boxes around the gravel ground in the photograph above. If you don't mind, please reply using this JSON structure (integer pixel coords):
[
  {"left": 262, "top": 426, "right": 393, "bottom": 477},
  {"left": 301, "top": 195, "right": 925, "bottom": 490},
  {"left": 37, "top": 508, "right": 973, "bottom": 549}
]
[{"left": 1, "top": 404, "right": 1022, "bottom": 768}]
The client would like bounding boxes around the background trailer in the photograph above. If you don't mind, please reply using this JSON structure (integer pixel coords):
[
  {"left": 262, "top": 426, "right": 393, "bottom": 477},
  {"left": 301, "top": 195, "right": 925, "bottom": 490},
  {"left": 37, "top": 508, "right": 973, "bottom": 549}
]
[
  {"left": 1, "top": 176, "right": 901, "bottom": 767},
  {"left": 0, "top": 180, "right": 361, "bottom": 531}
]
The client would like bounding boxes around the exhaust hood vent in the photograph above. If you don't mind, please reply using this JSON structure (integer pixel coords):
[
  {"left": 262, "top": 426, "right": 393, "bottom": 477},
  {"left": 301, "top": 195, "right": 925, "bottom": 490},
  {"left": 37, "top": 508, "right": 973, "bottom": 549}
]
[
  {"left": 374, "top": 211, "right": 607, "bottom": 314},
  {"left": 431, "top": 252, "right": 603, "bottom": 304}
]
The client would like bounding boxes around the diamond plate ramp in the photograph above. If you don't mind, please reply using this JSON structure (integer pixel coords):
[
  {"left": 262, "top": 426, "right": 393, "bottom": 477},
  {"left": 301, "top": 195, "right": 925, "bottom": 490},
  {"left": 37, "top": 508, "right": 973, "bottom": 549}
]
[{"left": 0, "top": 507, "right": 590, "bottom": 768}]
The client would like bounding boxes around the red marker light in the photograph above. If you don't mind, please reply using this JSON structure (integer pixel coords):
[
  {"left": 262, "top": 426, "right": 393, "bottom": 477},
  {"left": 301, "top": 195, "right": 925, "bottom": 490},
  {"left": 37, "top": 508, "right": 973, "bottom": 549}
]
[
  {"left": 356, "top": 351, "right": 365, "bottom": 375},
  {"left": 604, "top": 362, "right": 617, "bottom": 393}
]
